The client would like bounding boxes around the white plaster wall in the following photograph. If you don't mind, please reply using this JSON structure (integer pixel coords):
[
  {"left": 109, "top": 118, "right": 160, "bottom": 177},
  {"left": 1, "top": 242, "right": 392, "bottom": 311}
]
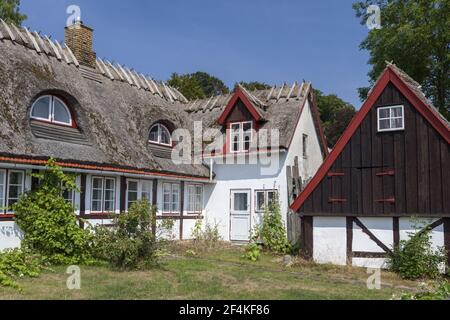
[
  {"left": 313, "top": 217, "right": 347, "bottom": 265},
  {"left": 353, "top": 218, "right": 394, "bottom": 253},
  {"left": 352, "top": 258, "right": 388, "bottom": 269},
  {"left": 204, "top": 154, "right": 287, "bottom": 241},
  {"left": 0, "top": 222, "right": 23, "bottom": 251}
]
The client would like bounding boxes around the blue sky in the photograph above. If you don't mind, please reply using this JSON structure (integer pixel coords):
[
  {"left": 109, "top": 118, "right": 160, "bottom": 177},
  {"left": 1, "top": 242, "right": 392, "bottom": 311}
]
[{"left": 21, "top": 0, "right": 370, "bottom": 107}]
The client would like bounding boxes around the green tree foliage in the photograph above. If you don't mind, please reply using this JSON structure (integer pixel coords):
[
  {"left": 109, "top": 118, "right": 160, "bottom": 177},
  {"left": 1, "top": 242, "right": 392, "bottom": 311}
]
[
  {"left": 314, "top": 89, "right": 356, "bottom": 147},
  {"left": 168, "top": 71, "right": 229, "bottom": 99},
  {"left": 0, "top": 0, "right": 26, "bottom": 25},
  {"left": 0, "top": 249, "right": 43, "bottom": 289},
  {"left": 353, "top": 0, "right": 450, "bottom": 120},
  {"left": 234, "top": 81, "right": 271, "bottom": 91},
  {"left": 13, "top": 159, "right": 93, "bottom": 265}
]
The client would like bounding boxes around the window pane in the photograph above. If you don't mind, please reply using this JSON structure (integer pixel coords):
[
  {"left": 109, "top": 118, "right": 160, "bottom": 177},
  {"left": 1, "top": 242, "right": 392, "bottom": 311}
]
[
  {"left": 104, "top": 200, "right": 114, "bottom": 212},
  {"left": 149, "top": 125, "right": 159, "bottom": 142},
  {"left": 53, "top": 98, "right": 71, "bottom": 124},
  {"left": 243, "top": 134, "right": 251, "bottom": 151},
  {"left": 92, "top": 201, "right": 102, "bottom": 212},
  {"left": 9, "top": 172, "right": 22, "bottom": 185},
  {"left": 391, "top": 107, "right": 403, "bottom": 117},
  {"left": 267, "top": 191, "right": 276, "bottom": 207},
  {"left": 93, "top": 178, "right": 103, "bottom": 190},
  {"left": 233, "top": 193, "right": 248, "bottom": 211},
  {"left": 243, "top": 122, "right": 252, "bottom": 132},
  {"left": 63, "top": 189, "right": 74, "bottom": 204},
  {"left": 379, "top": 108, "right": 390, "bottom": 118},
  {"left": 31, "top": 96, "right": 51, "bottom": 119},
  {"left": 391, "top": 118, "right": 403, "bottom": 129},
  {"left": 231, "top": 123, "right": 240, "bottom": 132},
  {"left": 379, "top": 119, "right": 390, "bottom": 130},
  {"left": 256, "top": 192, "right": 265, "bottom": 211},
  {"left": 160, "top": 126, "right": 171, "bottom": 145},
  {"left": 92, "top": 189, "right": 102, "bottom": 201},
  {"left": 141, "top": 181, "right": 152, "bottom": 202},
  {"left": 105, "top": 178, "right": 115, "bottom": 191}
]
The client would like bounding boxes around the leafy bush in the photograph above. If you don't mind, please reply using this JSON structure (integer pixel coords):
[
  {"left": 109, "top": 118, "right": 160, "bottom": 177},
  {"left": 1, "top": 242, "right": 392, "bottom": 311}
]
[
  {"left": 253, "top": 196, "right": 291, "bottom": 254},
  {"left": 91, "top": 200, "right": 163, "bottom": 270},
  {"left": 242, "top": 243, "right": 261, "bottom": 262},
  {"left": 387, "top": 221, "right": 447, "bottom": 280},
  {"left": 0, "top": 249, "right": 44, "bottom": 289},
  {"left": 399, "top": 281, "right": 450, "bottom": 300},
  {"left": 13, "top": 159, "right": 93, "bottom": 265}
]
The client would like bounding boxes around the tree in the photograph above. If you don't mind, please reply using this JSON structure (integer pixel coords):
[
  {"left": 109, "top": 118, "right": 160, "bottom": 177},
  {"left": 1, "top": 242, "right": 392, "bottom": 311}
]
[
  {"left": 314, "top": 89, "right": 356, "bottom": 147},
  {"left": 168, "top": 73, "right": 205, "bottom": 100},
  {"left": 353, "top": 0, "right": 450, "bottom": 120},
  {"left": 234, "top": 81, "right": 271, "bottom": 91},
  {"left": 168, "top": 71, "right": 229, "bottom": 100},
  {"left": 0, "top": 0, "right": 26, "bottom": 25}
]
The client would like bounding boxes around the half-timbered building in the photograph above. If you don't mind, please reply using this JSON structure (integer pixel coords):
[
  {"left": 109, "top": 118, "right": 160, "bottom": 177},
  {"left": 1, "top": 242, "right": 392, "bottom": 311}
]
[
  {"left": 291, "top": 63, "right": 450, "bottom": 268},
  {"left": 0, "top": 20, "right": 327, "bottom": 249}
]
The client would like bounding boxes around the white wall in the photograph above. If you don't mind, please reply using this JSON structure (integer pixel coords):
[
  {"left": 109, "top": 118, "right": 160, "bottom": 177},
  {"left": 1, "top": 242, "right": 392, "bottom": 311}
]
[
  {"left": 311, "top": 216, "right": 446, "bottom": 269},
  {"left": 203, "top": 99, "right": 325, "bottom": 241},
  {"left": 313, "top": 217, "right": 347, "bottom": 265}
]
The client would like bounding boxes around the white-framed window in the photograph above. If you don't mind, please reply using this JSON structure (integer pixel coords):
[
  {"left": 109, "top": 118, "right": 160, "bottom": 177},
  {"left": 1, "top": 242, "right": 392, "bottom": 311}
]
[
  {"left": 186, "top": 184, "right": 203, "bottom": 214},
  {"left": 255, "top": 189, "right": 278, "bottom": 212},
  {"left": 162, "top": 182, "right": 180, "bottom": 214},
  {"left": 30, "top": 95, "right": 73, "bottom": 126},
  {"left": 6, "top": 170, "right": 25, "bottom": 212},
  {"left": 302, "top": 134, "right": 308, "bottom": 158},
  {"left": 91, "top": 177, "right": 116, "bottom": 213},
  {"left": 377, "top": 105, "right": 405, "bottom": 132},
  {"left": 62, "top": 189, "right": 75, "bottom": 206},
  {"left": 229, "top": 121, "right": 253, "bottom": 153},
  {"left": 149, "top": 123, "right": 172, "bottom": 146},
  {"left": 126, "top": 179, "right": 153, "bottom": 210}
]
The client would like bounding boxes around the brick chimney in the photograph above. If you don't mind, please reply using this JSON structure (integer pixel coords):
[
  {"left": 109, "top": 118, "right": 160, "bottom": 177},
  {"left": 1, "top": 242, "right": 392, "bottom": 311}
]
[{"left": 65, "top": 20, "right": 96, "bottom": 69}]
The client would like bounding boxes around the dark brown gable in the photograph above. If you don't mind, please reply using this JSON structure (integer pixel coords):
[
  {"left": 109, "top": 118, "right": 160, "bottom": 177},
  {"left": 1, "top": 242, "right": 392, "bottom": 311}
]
[
  {"left": 225, "top": 99, "right": 253, "bottom": 123},
  {"left": 301, "top": 82, "right": 450, "bottom": 217}
]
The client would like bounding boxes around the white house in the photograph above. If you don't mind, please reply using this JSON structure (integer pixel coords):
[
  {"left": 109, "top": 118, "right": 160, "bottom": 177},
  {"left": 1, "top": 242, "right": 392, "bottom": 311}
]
[{"left": 0, "top": 20, "right": 328, "bottom": 250}]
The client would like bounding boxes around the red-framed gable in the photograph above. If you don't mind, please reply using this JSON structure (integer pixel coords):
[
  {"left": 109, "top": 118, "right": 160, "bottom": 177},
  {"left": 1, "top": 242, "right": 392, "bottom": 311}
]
[
  {"left": 290, "top": 65, "right": 450, "bottom": 212},
  {"left": 217, "top": 87, "right": 263, "bottom": 125}
]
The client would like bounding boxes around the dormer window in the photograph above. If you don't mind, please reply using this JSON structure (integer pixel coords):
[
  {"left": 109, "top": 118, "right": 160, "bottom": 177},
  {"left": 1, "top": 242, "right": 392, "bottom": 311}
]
[
  {"left": 149, "top": 123, "right": 172, "bottom": 146},
  {"left": 31, "top": 95, "right": 73, "bottom": 127},
  {"left": 230, "top": 121, "right": 253, "bottom": 153}
]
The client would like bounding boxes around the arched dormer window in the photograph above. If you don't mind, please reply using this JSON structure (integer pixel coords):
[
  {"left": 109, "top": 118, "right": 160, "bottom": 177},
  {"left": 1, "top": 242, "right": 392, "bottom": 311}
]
[
  {"left": 31, "top": 95, "right": 73, "bottom": 127},
  {"left": 149, "top": 123, "right": 172, "bottom": 146}
]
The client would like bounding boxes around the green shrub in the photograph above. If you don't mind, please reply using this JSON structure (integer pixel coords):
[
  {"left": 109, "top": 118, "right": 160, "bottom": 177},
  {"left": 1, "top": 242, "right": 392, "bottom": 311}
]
[
  {"left": 191, "top": 219, "right": 222, "bottom": 250},
  {"left": 400, "top": 281, "right": 450, "bottom": 300},
  {"left": 13, "top": 159, "right": 93, "bottom": 265},
  {"left": 0, "top": 249, "right": 45, "bottom": 289},
  {"left": 242, "top": 243, "right": 261, "bottom": 262},
  {"left": 254, "top": 196, "right": 291, "bottom": 254},
  {"left": 91, "top": 200, "right": 162, "bottom": 270},
  {"left": 387, "top": 221, "right": 447, "bottom": 280}
]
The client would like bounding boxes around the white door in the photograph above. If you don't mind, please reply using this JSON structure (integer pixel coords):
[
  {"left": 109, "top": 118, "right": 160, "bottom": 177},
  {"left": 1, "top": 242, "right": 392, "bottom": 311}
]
[{"left": 230, "top": 190, "right": 251, "bottom": 241}]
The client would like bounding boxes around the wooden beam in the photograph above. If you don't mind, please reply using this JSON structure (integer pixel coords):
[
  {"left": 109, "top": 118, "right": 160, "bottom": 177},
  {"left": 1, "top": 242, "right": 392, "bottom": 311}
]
[
  {"left": 12, "top": 24, "right": 27, "bottom": 44},
  {"left": 45, "top": 36, "right": 61, "bottom": 60},
  {"left": 354, "top": 217, "right": 392, "bottom": 253},
  {"left": 64, "top": 43, "right": 79, "bottom": 67},
  {"left": 179, "top": 181, "right": 185, "bottom": 240},
  {"left": 301, "top": 216, "right": 313, "bottom": 260},
  {"left": 120, "top": 176, "right": 127, "bottom": 213},
  {"left": 24, "top": 28, "right": 41, "bottom": 53},
  {"left": 0, "top": 19, "right": 15, "bottom": 41},
  {"left": 55, "top": 41, "right": 70, "bottom": 64},
  {"left": 346, "top": 217, "right": 354, "bottom": 265},
  {"left": 393, "top": 217, "right": 400, "bottom": 249}
]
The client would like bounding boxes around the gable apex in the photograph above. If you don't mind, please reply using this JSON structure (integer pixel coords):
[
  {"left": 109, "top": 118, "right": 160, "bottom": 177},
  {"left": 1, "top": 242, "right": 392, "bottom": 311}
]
[{"left": 217, "top": 87, "right": 264, "bottom": 125}]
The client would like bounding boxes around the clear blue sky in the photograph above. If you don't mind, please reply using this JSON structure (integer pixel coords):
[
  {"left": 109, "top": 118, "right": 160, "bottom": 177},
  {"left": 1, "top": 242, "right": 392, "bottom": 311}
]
[{"left": 21, "top": 0, "right": 371, "bottom": 108}]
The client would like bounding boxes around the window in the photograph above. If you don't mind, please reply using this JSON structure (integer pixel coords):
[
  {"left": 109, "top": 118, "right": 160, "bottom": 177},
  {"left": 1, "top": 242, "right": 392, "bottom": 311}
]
[
  {"left": 378, "top": 105, "right": 404, "bottom": 132},
  {"left": 186, "top": 184, "right": 203, "bottom": 214},
  {"left": 31, "top": 95, "right": 73, "bottom": 126},
  {"left": 149, "top": 123, "right": 172, "bottom": 146},
  {"left": 91, "top": 177, "right": 116, "bottom": 213},
  {"left": 127, "top": 180, "right": 153, "bottom": 210},
  {"left": 302, "top": 134, "right": 308, "bottom": 158},
  {"left": 255, "top": 190, "right": 278, "bottom": 212},
  {"left": 229, "top": 121, "right": 253, "bottom": 153},
  {"left": 62, "top": 189, "right": 75, "bottom": 206},
  {"left": 163, "top": 183, "right": 180, "bottom": 214},
  {"left": 0, "top": 170, "right": 25, "bottom": 214}
]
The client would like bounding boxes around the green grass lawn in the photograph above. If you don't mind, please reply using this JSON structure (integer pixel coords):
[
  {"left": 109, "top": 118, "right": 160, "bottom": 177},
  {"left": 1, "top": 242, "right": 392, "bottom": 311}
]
[{"left": 0, "top": 243, "right": 419, "bottom": 300}]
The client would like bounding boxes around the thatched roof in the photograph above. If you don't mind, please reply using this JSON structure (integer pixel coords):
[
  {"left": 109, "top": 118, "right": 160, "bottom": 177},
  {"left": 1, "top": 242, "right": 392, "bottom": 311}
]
[{"left": 0, "top": 20, "right": 327, "bottom": 176}]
